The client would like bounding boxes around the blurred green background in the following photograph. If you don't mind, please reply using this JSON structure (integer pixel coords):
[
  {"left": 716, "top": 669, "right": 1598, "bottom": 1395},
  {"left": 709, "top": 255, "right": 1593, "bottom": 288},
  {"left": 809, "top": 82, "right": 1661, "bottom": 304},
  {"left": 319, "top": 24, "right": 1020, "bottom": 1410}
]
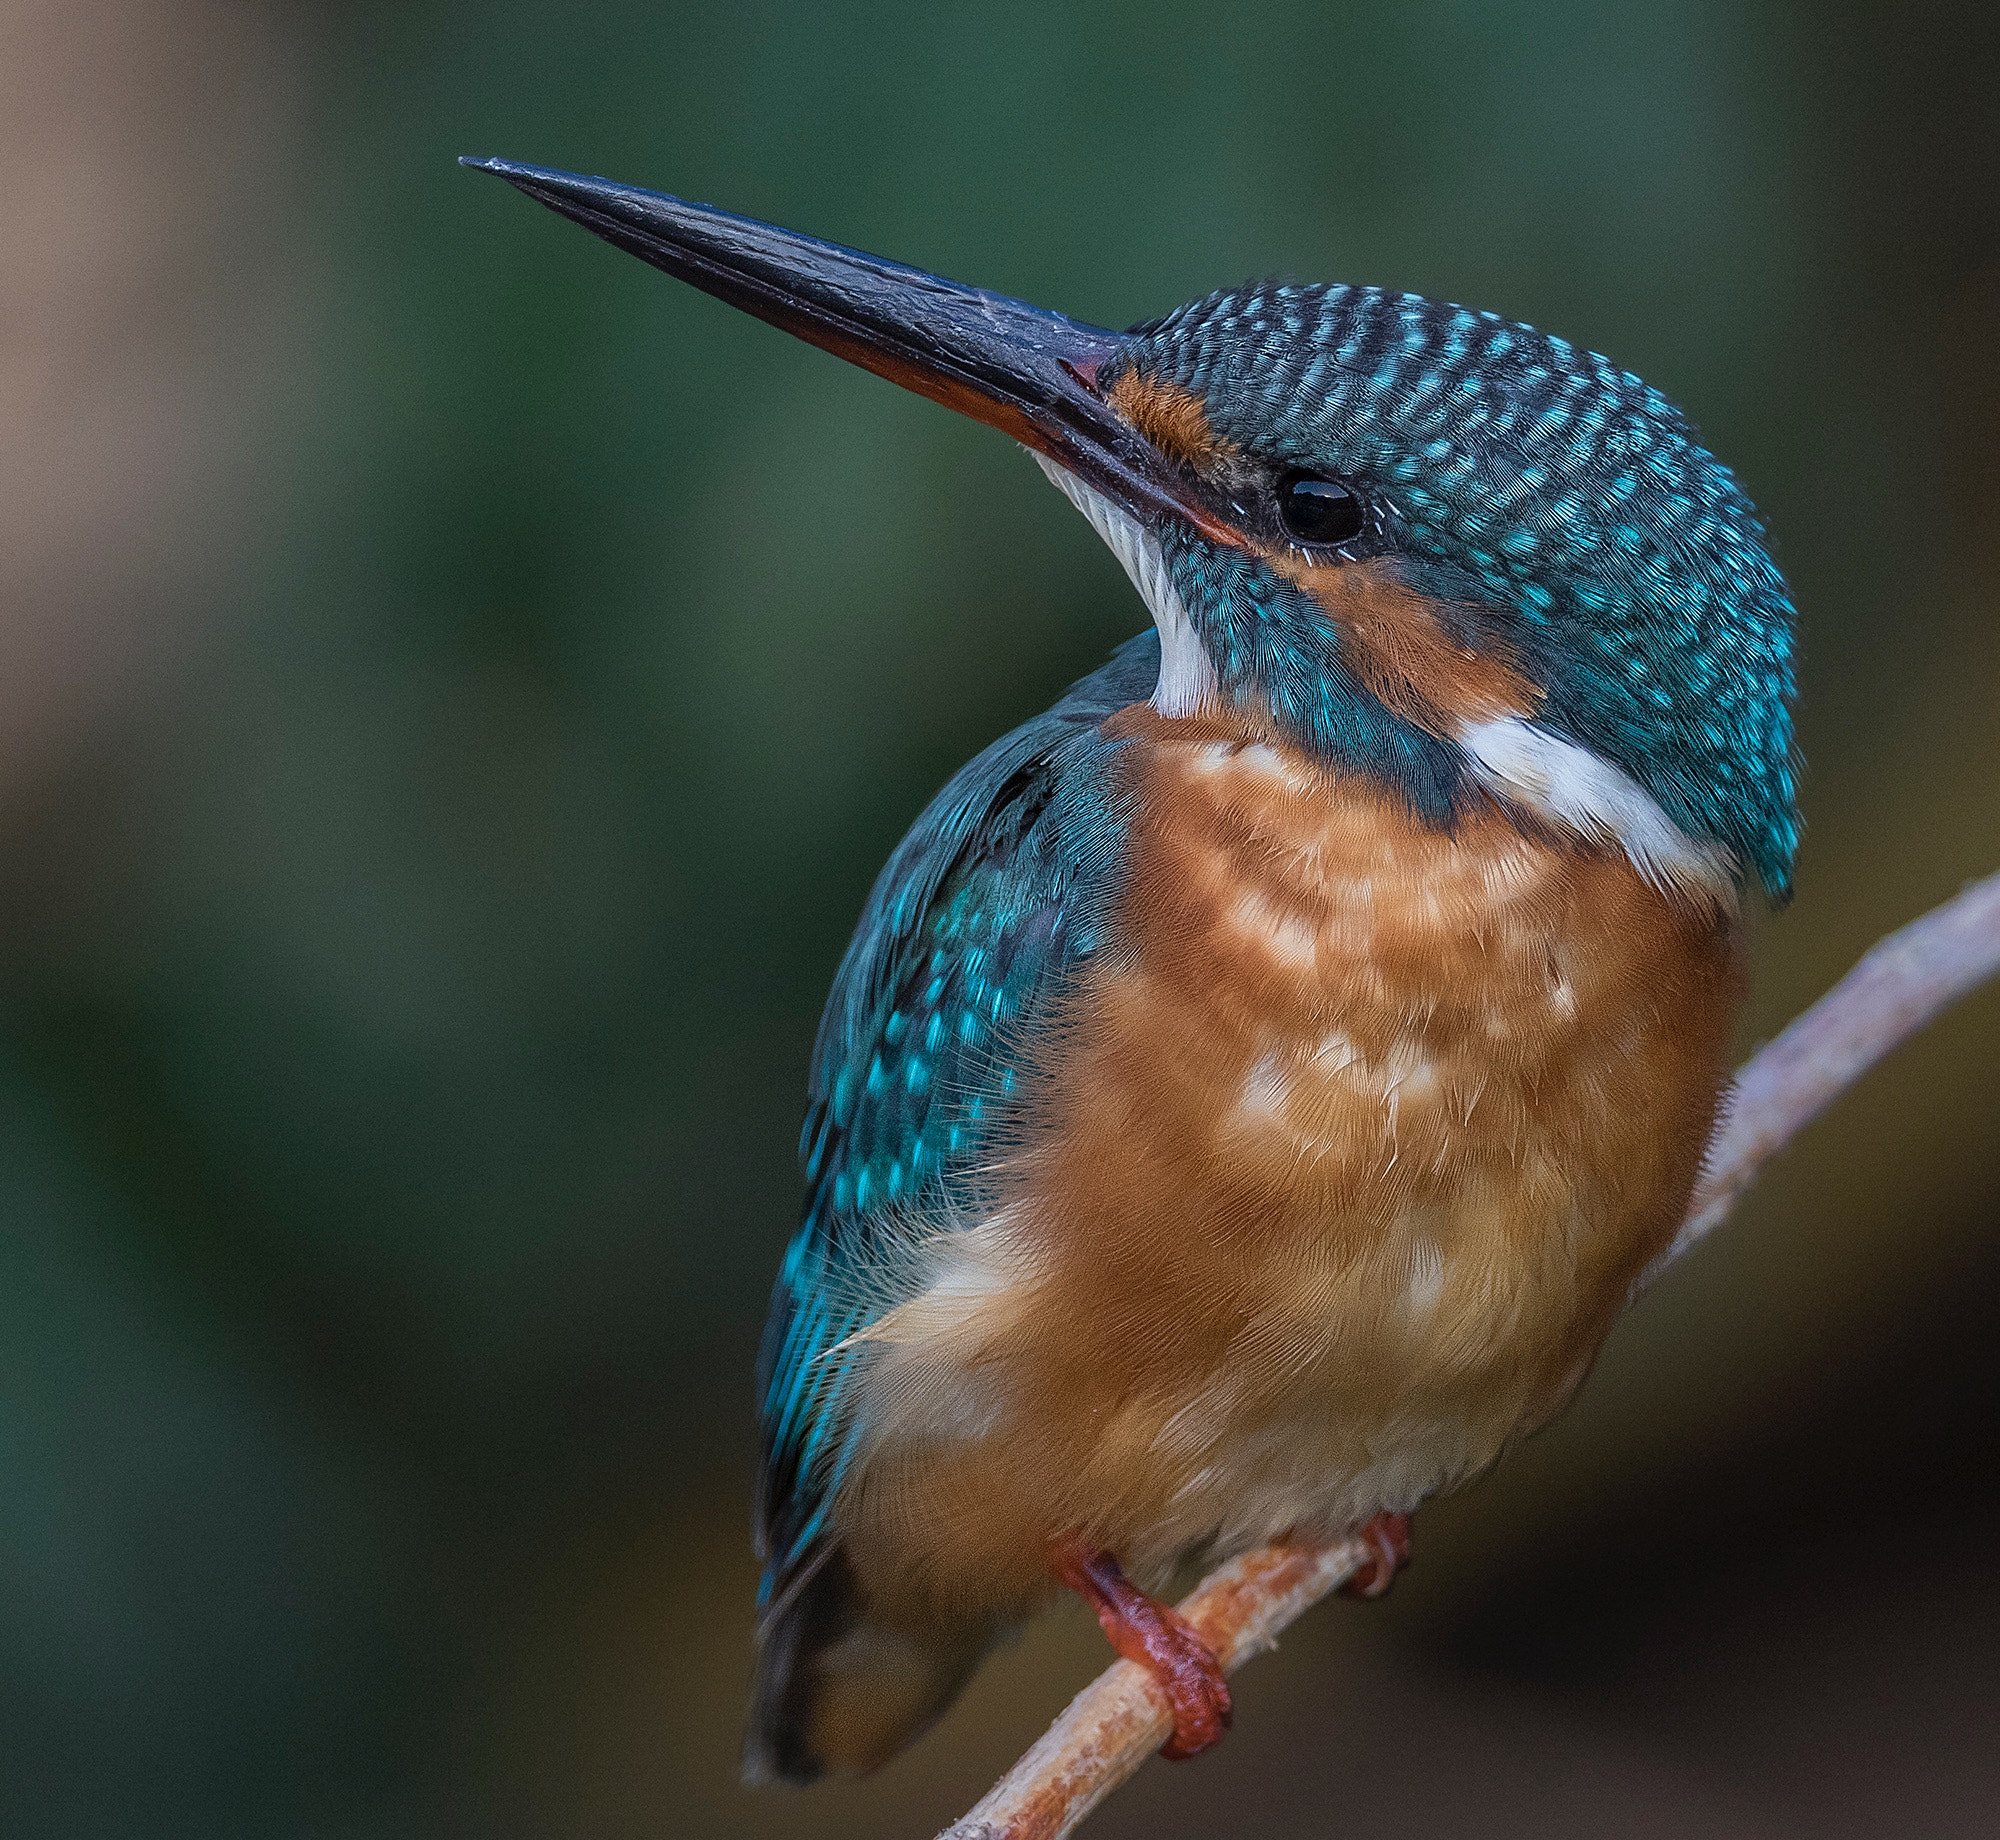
[{"left": 2, "top": 2, "right": 1996, "bottom": 1834}]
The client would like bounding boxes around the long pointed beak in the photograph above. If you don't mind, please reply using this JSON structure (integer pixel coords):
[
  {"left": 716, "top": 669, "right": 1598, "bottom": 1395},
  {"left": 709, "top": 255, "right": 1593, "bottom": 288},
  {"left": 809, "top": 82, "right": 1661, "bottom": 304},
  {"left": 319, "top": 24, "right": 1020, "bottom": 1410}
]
[{"left": 462, "top": 157, "right": 1222, "bottom": 537}]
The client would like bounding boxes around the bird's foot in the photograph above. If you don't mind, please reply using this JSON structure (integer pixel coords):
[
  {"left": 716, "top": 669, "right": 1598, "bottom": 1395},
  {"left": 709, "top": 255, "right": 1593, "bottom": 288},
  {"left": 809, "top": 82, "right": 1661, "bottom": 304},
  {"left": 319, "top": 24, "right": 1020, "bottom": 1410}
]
[
  {"left": 1339, "top": 1511, "right": 1413, "bottom": 1599},
  {"left": 1052, "top": 1538, "right": 1233, "bottom": 1761}
]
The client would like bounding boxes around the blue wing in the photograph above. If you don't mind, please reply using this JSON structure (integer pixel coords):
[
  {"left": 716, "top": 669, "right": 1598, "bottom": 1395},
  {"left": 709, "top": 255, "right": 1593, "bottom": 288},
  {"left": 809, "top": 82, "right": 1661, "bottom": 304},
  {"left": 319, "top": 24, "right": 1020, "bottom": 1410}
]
[{"left": 755, "top": 633, "right": 1158, "bottom": 1595}]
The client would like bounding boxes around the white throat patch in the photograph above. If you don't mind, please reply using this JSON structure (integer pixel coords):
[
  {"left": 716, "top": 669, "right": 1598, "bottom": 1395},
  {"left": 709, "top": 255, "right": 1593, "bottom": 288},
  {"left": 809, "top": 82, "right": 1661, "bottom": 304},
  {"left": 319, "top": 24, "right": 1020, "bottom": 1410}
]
[{"left": 1031, "top": 453, "right": 1218, "bottom": 717}]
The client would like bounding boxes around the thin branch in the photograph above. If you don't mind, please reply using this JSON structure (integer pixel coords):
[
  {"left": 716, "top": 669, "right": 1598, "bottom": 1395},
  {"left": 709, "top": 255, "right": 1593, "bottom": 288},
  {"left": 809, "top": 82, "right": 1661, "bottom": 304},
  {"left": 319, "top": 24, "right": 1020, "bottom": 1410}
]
[
  {"left": 1641, "top": 868, "right": 2000, "bottom": 1290},
  {"left": 942, "top": 868, "right": 2000, "bottom": 1840},
  {"left": 943, "top": 1539, "right": 1372, "bottom": 1840}
]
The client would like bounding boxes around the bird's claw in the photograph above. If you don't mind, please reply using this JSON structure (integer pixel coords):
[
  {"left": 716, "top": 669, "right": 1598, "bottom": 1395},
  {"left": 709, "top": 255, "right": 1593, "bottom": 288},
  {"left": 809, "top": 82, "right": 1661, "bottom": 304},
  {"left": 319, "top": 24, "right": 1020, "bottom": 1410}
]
[{"left": 1053, "top": 1538, "right": 1233, "bottom": 1761}]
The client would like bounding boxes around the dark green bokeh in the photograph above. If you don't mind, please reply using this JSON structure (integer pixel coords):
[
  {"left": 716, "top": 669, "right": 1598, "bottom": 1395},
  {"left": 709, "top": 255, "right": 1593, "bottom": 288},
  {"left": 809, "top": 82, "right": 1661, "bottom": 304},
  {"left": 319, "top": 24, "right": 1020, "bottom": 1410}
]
[{"left": 2, "top": 3, "right": 1995, "bottom": 1834}]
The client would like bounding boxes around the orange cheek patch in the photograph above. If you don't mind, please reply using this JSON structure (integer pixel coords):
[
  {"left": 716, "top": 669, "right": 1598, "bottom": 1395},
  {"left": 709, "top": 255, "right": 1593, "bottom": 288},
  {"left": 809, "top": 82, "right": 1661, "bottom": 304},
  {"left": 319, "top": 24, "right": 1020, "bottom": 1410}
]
[
  {"left": 1267, "top": 555, "right": 1539, "bottom": 734},
  {"left": 1105, "top": 371, "right": 1237, "bottom": 470}
]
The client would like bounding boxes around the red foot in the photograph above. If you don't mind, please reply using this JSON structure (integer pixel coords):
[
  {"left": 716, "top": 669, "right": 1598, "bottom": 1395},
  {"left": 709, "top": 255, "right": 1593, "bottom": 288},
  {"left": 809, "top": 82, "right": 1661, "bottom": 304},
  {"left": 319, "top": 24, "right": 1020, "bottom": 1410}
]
[
  {"left": 1339, "top": 1511, "right": 1413, "bottom": 1599},
  {"left": 1053, "top": 1538, "right": 1233, "bottom": 1761}
]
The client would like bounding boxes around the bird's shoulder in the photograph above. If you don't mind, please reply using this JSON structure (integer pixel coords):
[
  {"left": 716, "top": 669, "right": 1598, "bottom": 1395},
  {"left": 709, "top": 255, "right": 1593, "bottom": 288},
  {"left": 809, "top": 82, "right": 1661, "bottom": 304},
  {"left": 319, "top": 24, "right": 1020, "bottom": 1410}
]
[{"left": 808, "top": 630, "right": 1158, "bottom": 1133}]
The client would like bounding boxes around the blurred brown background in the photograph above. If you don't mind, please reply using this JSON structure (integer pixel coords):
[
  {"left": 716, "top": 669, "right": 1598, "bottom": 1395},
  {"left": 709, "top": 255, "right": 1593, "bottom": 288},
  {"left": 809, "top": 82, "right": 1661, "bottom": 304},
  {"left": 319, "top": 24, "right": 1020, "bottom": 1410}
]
[{"left": 1, "top": 2, "right": 1995, "bottom": 1835}]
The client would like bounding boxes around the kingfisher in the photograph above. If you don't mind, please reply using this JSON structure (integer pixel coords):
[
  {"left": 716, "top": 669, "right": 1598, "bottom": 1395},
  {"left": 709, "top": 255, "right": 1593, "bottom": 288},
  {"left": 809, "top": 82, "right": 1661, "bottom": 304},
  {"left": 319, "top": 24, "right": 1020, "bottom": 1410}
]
[{"left": 466, "top": 157, "right": 1799, "bottom": 1785}]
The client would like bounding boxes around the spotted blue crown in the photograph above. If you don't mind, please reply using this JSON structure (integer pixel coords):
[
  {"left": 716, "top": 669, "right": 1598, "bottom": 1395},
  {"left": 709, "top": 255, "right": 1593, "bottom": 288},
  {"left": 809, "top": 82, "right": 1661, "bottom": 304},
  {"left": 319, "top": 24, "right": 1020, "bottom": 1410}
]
[{"left": 1122, "top": 282, "right": 1800, "bottom": 897}]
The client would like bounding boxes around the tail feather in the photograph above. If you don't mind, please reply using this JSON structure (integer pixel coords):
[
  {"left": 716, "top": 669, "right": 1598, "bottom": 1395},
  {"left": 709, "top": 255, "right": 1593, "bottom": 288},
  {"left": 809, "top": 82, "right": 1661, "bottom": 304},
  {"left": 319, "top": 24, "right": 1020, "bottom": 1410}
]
[{"left": 744, "top": 1546, "right": 991, "bottom": 1785}]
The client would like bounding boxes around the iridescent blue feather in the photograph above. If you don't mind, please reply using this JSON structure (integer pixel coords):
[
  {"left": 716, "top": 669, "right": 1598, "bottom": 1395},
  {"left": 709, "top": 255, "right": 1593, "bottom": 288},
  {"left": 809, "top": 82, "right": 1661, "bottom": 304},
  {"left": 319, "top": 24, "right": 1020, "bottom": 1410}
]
[{"left": 754, "top": 634, "right": 1157, "bottom": 1599}]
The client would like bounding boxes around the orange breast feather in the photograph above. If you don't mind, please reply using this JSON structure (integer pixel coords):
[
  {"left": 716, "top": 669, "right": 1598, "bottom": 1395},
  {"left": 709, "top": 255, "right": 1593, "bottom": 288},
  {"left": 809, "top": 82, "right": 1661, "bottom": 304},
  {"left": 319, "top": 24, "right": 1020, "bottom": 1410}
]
[{"left": 840, "top": 705, "right": 1741, "bottom": 1626}]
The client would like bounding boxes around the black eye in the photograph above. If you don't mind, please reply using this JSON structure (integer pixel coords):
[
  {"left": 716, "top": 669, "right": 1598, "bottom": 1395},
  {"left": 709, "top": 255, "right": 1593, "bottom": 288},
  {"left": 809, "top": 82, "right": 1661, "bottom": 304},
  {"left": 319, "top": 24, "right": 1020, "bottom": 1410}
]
[{"left": 1278, "top": 472, "right": 1366, "bottom": 546}]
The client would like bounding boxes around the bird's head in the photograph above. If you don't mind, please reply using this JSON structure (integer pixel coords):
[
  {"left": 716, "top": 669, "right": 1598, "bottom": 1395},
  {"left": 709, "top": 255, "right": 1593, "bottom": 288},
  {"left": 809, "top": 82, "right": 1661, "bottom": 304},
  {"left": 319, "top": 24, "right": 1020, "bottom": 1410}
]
[{"left": 467, "top": 160, "right": 1798, "bottom": 903}]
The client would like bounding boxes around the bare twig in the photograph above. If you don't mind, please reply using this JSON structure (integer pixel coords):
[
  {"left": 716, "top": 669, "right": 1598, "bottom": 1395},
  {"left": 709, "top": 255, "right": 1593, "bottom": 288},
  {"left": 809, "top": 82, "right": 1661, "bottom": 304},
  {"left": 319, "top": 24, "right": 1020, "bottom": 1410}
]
[
  {"left": 941, "top": 869, "right": 2000, "bottom": 1840},
  {"left": 1641, "top": 868, "right": 2000, "bottom": 1290}
]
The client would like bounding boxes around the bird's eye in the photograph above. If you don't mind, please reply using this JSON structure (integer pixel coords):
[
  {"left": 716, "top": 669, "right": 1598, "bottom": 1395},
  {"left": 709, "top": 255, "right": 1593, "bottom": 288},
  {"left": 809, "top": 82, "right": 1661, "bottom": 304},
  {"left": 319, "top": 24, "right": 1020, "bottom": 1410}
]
[{"left": 1278, "top": 472, "right": 1366, "bottom": 546}]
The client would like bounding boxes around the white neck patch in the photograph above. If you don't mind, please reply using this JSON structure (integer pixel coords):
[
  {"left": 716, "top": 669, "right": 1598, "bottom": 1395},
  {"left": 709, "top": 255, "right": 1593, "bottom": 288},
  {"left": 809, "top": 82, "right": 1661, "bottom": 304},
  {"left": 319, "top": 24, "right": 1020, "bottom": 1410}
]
[
  {"left": 1458, "top": 714, "right": 1738, "bottom": 905},
  {"left": 1031, "top": 453, "right": 1218, "bottom": 717}
]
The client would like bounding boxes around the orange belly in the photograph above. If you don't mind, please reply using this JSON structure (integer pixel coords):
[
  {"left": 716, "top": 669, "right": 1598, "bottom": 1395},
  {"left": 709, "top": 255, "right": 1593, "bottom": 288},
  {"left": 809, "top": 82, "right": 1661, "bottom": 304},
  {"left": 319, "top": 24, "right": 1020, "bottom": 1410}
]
[{"left": 838, "top": 704, "right": 1741, "bottom": 1625}]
